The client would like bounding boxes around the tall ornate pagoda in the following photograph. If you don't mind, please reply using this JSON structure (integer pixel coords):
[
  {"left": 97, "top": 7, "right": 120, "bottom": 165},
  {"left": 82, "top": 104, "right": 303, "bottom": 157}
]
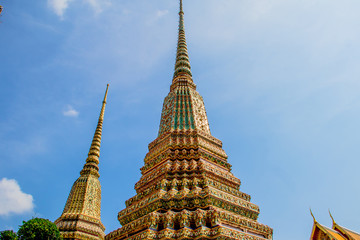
[
  {"left": 105, "top": 1, "right": 272, "bottom": 240},
  {"left": 55, "top": 84, "right": 109, "bottom": 240}
]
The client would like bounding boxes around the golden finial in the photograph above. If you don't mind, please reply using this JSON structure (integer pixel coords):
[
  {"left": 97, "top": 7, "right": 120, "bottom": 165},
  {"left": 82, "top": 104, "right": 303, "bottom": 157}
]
[
  {"left": 329, "top": 209, "right": 336, "bottom": 225},
  {"left": 310, "top": 208, "right": 317, "bottom": 223},
  {"left": 80, "top": 84, "right": 109, "bottom": 178}
]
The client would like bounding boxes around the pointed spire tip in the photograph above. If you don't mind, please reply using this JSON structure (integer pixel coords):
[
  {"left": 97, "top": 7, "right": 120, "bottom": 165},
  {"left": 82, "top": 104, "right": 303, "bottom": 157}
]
[
  {"left": 81, "top": 84, "right": 109, "bottom": 177},
  {"left": 173, "top": 0, "right": 192, "bottom": 79},
  {"left": 103, "top": 84, "right": 109, "bottom": 102},
  {"left": 310, "top": 208, "right": 316, "bottom": 222},
  {"left": 329, "top": 210, "right": 335, "bottom": 224}
]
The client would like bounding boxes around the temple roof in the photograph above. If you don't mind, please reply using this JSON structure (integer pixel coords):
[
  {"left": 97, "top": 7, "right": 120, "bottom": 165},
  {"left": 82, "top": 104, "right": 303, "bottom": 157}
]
[
  {"left": 334, "top": 223, "right": 360, "bottom": 240},
  {"left": 323, "top": 225, "right": 347, "bottom": 240},
  {"left": 342, "top": 228, "right": 360, "bottom": 240},
  {"left": 310, "top": 211, "right": 360, "bottom": 240}
]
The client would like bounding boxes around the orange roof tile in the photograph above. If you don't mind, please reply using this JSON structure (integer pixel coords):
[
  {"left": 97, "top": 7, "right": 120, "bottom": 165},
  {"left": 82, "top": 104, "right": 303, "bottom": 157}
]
[
  {"left": 323, "top": 225, "right": 347, "bottom": 240},
  {"left": 338, "top": 225, "right": 360, "bottom": 240}
]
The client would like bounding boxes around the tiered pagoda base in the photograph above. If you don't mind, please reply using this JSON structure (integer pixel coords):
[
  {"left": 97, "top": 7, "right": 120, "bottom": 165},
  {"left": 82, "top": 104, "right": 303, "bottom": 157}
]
[
  {"left": 105, "top": 129, "right": 272, "bottom": 240},
  {"left": 106, "top": 207, "right": 271, "bottom": 240}
]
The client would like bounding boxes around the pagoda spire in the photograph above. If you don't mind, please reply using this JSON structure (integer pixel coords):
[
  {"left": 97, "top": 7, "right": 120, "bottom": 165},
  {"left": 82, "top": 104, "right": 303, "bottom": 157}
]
[
  {"left": 173, "top": 0, "right": 192, "bottom": 79},
  {"left": 55, "top": 84, "right": 109, "bottom": 240},
  {"left": 80, "top": 84, "right": 109, "bottom": 178}
]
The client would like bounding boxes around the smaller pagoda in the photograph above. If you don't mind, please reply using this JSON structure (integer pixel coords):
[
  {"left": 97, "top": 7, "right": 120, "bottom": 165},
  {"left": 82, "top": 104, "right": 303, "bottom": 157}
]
[{"left": 55, "top": 84, "right": 109, "bottom": 240}]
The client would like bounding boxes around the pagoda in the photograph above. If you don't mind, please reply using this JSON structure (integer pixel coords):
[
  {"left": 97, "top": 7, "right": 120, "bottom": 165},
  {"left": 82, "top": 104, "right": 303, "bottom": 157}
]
[
  {"left": 55, "top": 84, "right": 109, "bottom": 240},
  {"left": 106, "top": 1, "right": 273, "bottom": 239}
]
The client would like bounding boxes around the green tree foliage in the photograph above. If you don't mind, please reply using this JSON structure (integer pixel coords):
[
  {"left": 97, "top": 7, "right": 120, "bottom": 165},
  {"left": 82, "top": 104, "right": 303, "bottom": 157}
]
[
  {"left": 0, "top": 230, "right": 17, "bottom": 240},
  {"left": 17, "top": 218, "right": 61, "bottom": 240}
]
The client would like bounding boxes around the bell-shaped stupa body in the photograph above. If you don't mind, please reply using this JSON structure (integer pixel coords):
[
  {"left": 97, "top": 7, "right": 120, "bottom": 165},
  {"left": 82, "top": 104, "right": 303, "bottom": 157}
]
[
  {"left": 55, "top": 85, "right": 109, "bottom": 240},
  {"left": 106, "top": 1, "right": 273, "bottom": 239}
]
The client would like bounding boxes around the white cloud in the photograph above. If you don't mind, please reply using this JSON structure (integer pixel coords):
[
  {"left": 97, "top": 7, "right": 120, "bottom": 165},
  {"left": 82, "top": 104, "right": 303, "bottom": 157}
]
[
  {"left": 63, "top": 105, "right": 79, "bottom": 117},
  {"left": 48, "top": 0, "right": 111, "bottom": 18},
  {"left": 85, "top": 0, "right": 104, "bottom": 15},
  {"left": 145, "top": 9, "right": 170, "bottom": 26},
  {"left": 156, "top": 10, "right": 169, "bottom": 18},
  {"left": 48, "top": 0, "right": 72, "bottom": 18},
  {"left": 0, "top": 178, "right": 34, "bottom": 216}
]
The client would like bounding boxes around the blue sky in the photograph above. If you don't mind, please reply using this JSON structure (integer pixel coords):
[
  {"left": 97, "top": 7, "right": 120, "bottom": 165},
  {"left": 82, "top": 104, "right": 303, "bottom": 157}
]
[{"left": 1, "top": 0, "right": 360, "bottom": 239}]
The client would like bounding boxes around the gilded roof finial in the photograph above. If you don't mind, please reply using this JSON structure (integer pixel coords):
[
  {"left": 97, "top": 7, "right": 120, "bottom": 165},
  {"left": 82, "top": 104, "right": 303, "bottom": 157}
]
[
  {"left": 310, "top": 208, "right": 317, "bottom": 223},
  {"left": 173, "top": 0, "right": 192, "bottom": 79},
  {"left": 80, "top": 84, "right": 109, "bottom": 178},
  {"left": 329, "top": 209, "right": 336, "bottom": 226}
]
